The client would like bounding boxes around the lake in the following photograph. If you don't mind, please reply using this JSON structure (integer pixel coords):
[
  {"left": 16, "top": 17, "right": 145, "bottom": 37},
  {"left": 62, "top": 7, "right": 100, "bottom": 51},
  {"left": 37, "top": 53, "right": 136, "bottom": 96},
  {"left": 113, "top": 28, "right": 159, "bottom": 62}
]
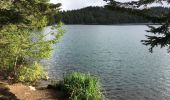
[{"left": 43, "top": 25, "right": 170, "bottom": 100}]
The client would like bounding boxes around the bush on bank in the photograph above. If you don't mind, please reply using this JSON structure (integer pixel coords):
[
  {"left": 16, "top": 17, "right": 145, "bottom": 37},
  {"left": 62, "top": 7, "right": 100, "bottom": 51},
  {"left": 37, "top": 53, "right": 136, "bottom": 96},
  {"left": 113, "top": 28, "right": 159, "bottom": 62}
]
[
  {"left": 49, "top": 72, "right": 104, "bottom": 100},
  {"left": 0, "top": 0, "right": 63, "bottom": 84},
  {"left": 17, "top": 62, "right": 48, "bottom": 85}
]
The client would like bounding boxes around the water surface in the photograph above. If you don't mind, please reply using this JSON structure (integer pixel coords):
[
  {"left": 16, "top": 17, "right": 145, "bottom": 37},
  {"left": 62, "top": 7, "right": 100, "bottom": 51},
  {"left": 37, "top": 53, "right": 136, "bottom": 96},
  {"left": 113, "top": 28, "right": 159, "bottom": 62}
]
[{"left": 44, "top": 25, "right": 170, "bottom": 100}]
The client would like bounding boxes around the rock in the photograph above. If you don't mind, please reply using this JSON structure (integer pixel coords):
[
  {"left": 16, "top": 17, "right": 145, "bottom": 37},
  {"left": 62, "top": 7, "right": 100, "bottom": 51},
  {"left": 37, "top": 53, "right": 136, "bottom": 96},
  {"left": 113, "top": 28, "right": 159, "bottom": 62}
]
[{"left": 29, "top": 86, "right": 36, "bottom": 91}]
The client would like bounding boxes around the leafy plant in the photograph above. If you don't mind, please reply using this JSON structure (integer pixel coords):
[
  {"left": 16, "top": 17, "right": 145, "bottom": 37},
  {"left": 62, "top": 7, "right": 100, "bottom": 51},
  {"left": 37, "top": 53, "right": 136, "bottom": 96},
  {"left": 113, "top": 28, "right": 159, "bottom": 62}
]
[
  {"left": 0, "top": 0, "right": 64, "bottom": 82},
  {"left": 17, "top": 62, "right": 48, "bottom": 84},
  {"left": 63, "top": 72, "right": 104, "bottom": 100}
]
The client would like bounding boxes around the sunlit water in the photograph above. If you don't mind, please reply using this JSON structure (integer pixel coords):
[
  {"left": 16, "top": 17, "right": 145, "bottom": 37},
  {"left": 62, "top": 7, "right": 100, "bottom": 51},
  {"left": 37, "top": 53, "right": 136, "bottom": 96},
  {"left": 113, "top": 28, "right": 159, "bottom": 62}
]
[{"left": 43, "top": 25, "right": 170, "bottom": 100}]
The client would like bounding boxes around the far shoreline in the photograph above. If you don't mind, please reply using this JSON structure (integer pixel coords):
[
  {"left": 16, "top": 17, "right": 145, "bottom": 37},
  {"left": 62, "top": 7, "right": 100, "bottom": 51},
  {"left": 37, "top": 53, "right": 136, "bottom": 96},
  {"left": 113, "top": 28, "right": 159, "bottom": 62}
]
[{"left": 61, "top": 23, "right": 160, "bottom": 26}]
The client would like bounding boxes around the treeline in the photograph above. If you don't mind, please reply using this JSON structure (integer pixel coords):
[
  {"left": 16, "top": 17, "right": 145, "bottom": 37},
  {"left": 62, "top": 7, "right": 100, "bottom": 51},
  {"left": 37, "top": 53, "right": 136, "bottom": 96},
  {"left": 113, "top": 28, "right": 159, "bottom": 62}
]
[{"left": 55, "top": 6, "right": 170, "bottom": 24}]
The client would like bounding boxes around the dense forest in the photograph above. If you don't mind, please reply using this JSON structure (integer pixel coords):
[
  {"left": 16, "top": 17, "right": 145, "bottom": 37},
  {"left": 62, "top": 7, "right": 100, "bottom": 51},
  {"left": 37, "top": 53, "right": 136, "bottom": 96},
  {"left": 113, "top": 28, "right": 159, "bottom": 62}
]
[{"left": 55, "top": 6, "right": 170, "bottom": 24}]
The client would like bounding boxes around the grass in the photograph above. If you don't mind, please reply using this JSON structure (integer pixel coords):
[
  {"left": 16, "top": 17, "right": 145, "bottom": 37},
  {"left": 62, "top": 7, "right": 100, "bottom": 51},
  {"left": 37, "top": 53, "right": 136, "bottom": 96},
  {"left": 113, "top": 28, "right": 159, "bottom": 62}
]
[{"left": 62, "top": 72, "right": 104, "bottom": 100}]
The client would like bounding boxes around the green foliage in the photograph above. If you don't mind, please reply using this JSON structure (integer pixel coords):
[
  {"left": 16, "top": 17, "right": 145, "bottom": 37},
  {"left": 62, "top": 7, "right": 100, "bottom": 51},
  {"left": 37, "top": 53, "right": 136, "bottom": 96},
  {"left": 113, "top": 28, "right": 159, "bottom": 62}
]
[
  {"left": 17, "top": 62, "right": 48, "bottom": 84},
  {"left": 55, "top": 6, "right": 148, "bottom": 24},
  {"left": 105, "top": 0, "right": 170, "bottom": 52},
  {"left": 0, "top": 0, "right": 63, "bottom": 82},
  {"left": 63, "top": 72, "right": 103, "bottom": 100},
  {"left": 55, "top": 6, "right": 170, "bottom": 25}
]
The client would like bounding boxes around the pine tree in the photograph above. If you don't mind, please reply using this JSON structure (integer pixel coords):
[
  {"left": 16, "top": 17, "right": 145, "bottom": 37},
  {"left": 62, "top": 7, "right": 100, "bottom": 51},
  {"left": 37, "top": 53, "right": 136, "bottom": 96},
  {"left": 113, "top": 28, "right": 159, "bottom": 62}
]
[
  {"left": 104, "top": 0, "right": 170, "bottom": 52},
  {"left": 0, "top": 0, "right": 64, "bottom": 79}
]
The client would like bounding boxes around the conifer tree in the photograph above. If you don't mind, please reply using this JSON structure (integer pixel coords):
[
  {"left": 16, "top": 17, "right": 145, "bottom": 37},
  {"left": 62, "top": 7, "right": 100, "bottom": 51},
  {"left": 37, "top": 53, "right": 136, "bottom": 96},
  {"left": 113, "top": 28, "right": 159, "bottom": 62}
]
[
  {"left": 104, "top": 0, "right": 170, "bottom": 52},
  {"left": 0, "top": 0, "right": 64, "bottom": 79}
]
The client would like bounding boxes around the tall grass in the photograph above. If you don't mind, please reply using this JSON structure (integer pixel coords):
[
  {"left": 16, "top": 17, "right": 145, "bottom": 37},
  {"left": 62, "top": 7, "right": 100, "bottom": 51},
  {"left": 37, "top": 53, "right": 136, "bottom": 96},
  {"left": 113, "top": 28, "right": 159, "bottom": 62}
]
[{"left": 63, "top": 72, "right": 104, "bottom": 100}]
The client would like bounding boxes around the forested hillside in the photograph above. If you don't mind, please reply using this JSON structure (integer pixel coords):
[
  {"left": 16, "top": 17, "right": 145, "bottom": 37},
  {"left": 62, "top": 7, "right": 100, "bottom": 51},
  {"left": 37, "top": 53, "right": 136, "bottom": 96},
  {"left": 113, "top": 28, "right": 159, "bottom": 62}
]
[{"left": 55, "top": 6, "right": 170, "bottom": 24}]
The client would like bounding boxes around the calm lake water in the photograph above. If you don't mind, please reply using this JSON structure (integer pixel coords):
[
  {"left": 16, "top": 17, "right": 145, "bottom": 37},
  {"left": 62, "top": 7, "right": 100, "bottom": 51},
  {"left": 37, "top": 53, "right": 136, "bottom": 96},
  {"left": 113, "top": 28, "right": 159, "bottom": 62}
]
[{"left": 44, "top": 25, "right": 170, "bottom": 100}]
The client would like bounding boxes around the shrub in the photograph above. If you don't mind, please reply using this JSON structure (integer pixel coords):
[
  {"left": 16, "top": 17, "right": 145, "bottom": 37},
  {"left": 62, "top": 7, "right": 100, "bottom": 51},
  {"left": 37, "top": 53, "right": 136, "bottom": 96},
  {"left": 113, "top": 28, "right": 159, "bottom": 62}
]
[
  {"left": 17, "top": 62, "right": 48, "bottom": 84},
  {"left": 63, "top": 72, "right": 104, "bottom": 100}
]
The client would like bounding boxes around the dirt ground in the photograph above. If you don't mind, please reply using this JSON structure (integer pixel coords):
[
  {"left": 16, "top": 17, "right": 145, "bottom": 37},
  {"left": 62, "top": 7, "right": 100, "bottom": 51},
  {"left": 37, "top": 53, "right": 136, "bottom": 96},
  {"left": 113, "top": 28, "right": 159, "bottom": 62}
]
[{"left": 0, "top": 81, "right": 63, "bottom": 100}]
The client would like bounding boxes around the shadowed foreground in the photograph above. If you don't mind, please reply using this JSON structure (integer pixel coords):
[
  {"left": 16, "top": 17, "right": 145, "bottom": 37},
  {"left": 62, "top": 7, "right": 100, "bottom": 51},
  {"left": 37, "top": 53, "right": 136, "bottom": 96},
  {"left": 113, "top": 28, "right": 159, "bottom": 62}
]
[
  {"left": 0, "top": 82, "right": 63, "bottom": 100},
  {"left": 0, "top": 83, "right": 18, "bottom": 100}
]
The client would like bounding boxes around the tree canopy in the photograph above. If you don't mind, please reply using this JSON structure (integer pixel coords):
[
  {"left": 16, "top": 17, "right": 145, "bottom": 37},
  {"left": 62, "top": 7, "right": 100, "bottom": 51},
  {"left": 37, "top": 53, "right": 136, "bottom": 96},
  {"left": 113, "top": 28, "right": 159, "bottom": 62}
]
[
  {"left": 55, "top": 6, "right": 170, "bottom": 25},
  {"left": 105, "top": 0, "right": 170, "bottom": 52},
  {"left": 55, "top": 6, "right": 149, "bottom": 24},
  {"left": 0, "top": 0, "right": 64, "bottom": 80}
]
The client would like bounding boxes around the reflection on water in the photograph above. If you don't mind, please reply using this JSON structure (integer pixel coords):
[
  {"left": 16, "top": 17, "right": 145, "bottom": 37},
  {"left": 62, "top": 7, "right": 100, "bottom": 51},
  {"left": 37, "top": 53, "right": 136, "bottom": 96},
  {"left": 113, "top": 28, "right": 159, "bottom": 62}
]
[{"left": 43, "top": 25, "right": 170, "bottom": 100}]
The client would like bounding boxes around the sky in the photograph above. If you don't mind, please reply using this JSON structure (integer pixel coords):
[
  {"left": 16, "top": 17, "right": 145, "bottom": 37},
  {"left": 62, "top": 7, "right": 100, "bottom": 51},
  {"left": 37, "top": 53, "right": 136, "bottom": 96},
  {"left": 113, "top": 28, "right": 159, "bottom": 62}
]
[
  {"left": 50, "top": 0, "right": 107, "bottom": 10},
  {"left": 50, "top": 0, "right": 167, "bottom": 10}
]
